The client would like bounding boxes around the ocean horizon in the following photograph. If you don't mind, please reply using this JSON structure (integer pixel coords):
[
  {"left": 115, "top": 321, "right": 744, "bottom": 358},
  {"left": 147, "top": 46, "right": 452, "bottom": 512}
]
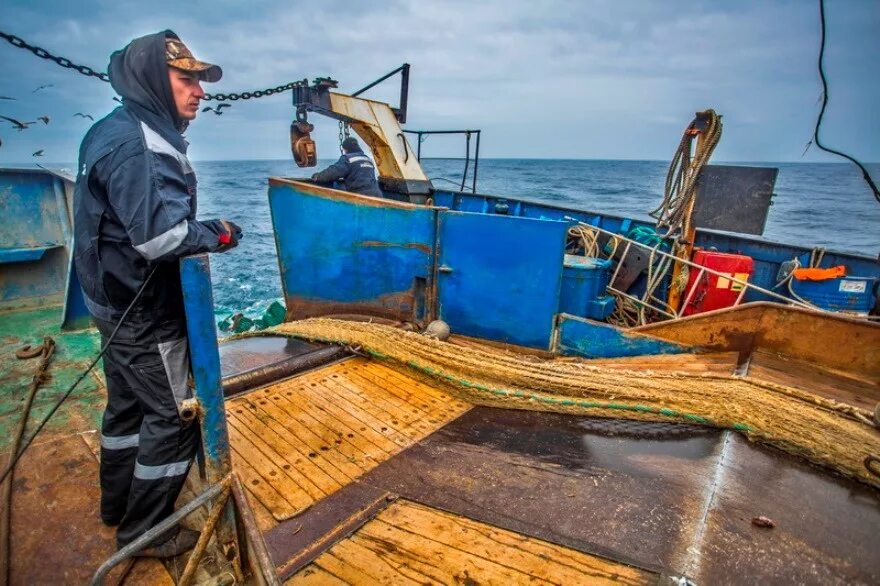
[{"left": 7, "top": 158, "right": 878, "bottom": 320}]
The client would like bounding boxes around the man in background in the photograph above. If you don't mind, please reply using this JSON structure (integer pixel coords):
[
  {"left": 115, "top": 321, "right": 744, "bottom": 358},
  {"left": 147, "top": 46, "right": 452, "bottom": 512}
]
[
  {"left": 73, "top": 30, "right": 240, "bottom": 557},
  {"left": 311, "top": 136, "right": 383, "bottom": 197}
]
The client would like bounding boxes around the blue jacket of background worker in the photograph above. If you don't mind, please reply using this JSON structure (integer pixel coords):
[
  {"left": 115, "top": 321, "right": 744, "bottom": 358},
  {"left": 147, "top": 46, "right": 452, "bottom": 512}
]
[
  {"left": 311, "top": 136, "right": 383, "bottom": 197},
  {"left": 73, "top": 30, "right": 230, "bottom": 322}
]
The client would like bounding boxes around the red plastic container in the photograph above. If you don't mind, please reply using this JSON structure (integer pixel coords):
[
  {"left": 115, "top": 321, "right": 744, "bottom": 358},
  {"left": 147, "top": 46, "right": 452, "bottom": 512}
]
[{"left": 683, "top": 250, "right": 754, "bottom": 316}]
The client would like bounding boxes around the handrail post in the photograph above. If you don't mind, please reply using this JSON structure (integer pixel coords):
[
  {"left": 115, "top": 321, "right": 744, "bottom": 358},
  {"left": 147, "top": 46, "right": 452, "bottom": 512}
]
[
  {"left": 180, "top": 255, "right": 240, "bottom": 571},
  {"left": 677, "top": 267, "right": 705, "bottom": 317}
]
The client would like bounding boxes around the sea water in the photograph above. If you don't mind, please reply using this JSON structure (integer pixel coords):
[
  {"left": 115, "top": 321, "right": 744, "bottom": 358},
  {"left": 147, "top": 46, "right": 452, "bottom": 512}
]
[{"left": 186, "top": 159, "right": 880, "bottom": 319}]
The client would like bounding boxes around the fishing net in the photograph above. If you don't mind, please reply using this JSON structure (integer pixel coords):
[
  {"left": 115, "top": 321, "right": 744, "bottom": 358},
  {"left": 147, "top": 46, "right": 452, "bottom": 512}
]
[{"left": 254, "top": 318, "right": 880, "bottom": 489}]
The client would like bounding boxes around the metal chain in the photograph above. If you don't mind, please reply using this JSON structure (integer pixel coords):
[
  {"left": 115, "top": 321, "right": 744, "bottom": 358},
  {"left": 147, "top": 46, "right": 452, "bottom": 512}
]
[
  {"left": 338, "top": 120, "right": 350, "bottom": 152},
  {"left": 204, "top": 81, "right": 301, "bottom": 102},
  {"left": 0, "top": 30, "right": 110, "bottom": 82},
  {"left": 0, "top": 29, "right": 300, "bottom": 102}
]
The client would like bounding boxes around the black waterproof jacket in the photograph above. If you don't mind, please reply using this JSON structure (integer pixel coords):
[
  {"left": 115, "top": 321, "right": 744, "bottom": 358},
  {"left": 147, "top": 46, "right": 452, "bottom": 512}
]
[
  {"left": 73, "top": 31, "right": 226, "bottom": 322},
  {"left": 312, "top": 149, "right": 382, "bottom": 197}
]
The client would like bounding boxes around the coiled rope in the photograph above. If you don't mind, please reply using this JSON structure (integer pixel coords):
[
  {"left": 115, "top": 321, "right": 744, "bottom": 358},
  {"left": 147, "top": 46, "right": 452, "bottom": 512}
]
[
  {"left": 650, "top": 110, "right": 723, "bottom": 239},
  {"left": 253, "top": 318, "right": 880, "bottom": 490}
]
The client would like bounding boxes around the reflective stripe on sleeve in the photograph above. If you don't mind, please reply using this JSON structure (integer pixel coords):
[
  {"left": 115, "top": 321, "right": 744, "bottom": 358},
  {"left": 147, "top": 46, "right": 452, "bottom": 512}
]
[
  {"left": 133, "top": 459, "right": 191, "bottom": 480},
  {"left": 140, "top": 121, "right": 194, "bottom": 174},
  {"left": 133, "top": 219, "right": 188, "bottom": 260},
  {"left": 101, "top": 433, "right": 140, "bottom": 450},
  {"left": 346, "top": 155, "right": 371, "bottom": 164}
]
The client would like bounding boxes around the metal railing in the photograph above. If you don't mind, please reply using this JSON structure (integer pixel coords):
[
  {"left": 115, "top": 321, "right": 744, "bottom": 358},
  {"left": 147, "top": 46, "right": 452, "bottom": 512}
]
[{"left": 567, "top": 220, "right": 825, "bottom": 321}]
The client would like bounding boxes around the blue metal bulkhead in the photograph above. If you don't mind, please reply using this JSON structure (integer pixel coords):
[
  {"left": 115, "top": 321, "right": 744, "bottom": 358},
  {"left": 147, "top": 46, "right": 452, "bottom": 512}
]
[
  {"left": 436, "top": 211, "right": 568, "bottom": 349},
  {"left": 268, "top": 180, "right": 436, "bottom": 322},
  {"left": 0, "top": 168, "right": 76, "bottom": 312}
]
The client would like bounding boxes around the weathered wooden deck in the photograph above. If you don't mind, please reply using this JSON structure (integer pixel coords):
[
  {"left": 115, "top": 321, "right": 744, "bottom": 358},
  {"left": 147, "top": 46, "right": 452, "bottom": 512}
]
[{"left": 228, "top": 358, "right": 470, "bottom": 528}]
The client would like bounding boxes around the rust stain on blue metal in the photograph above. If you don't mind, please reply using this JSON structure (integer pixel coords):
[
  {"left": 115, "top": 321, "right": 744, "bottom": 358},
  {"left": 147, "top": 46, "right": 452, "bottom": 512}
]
[
  {"left": 269, "top": 179, "right": 436, "bottom": 324},
  {"left": 180, "top": 254, "right": 230, "bottom": 476}
]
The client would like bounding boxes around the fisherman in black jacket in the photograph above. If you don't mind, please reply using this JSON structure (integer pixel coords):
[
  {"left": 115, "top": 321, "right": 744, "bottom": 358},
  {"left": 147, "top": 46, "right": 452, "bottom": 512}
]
[
  {"left": 73, "top": 31, "right": 239, "bottom": 557},
  {"left": 311, "top": 136, "right": 383, "bottom": 197}
]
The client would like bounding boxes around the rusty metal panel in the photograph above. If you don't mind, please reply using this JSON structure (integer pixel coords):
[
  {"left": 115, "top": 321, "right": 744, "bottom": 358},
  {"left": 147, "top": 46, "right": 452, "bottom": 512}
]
[
  {"left": 282, "top": 407, "right": 880, "bottom": 583},
  {"left": 356, "top": 408, "right": 723, "bottom": 574},
  {"left": 268, "top": 179, "right": 436, "bottom": 324},
  {"left": 219, "top": 336, "right": 346, "bottom": 396},
  {"left": 692, "top": 433, "right": 880, "bottom": 585},
  {"left": 265, "top": 482, "right": 394, "bottom": 581},
  {"left": 7, "top": 435, "right": 171, "bottom": 584}
]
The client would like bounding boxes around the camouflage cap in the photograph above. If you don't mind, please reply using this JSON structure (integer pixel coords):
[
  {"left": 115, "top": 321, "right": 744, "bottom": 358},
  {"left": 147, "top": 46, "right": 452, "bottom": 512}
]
[{"left": 165, "top": 38, "right": 222, "bottom": 83}]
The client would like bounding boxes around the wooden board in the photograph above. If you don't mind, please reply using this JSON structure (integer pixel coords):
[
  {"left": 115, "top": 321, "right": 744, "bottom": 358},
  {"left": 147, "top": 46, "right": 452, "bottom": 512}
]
[
  {"left": 748, "top": 350, "right": 880, "bottom": 411},
  {"left": 227, "top": 358, "right": 471, "bottom": 524},
  {"left": 286, "top": 500, "right": 653, "bottom": 585}
]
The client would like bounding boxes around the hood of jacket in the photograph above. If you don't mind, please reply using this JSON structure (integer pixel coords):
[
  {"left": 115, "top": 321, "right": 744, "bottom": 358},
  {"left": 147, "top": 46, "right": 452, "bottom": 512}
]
[{"left": 108, "top": 30, "right": 188, "bottom": 146}]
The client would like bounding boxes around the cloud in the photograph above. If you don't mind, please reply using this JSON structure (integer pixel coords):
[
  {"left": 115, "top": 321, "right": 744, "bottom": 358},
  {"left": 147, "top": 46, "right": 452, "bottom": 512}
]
[{"left": 0, "top": 0, "right": 877, "bottom": 163}]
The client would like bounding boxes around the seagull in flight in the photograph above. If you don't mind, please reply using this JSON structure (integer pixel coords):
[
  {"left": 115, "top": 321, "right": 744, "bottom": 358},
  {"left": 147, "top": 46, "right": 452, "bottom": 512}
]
[
  {"left": 112, "top": 96, "right": 123, "bottom": 104},
  {"left": 74, "top": 112, "right": 94, "bottom": 121},
  {"left": 202, "top": 103, "right": 231, "bottom": 115},
  {"left": 32, "top": 149, "right": 44, "bottom": 157},
  {"left": 0, "top": 115, "right": 35, "bottom": 131},
  {"left": 38, "top": 116, "right": 50, "bottom": 125},
  {"left": 32, "top": 84, "right": 54, "bottom": 93}
]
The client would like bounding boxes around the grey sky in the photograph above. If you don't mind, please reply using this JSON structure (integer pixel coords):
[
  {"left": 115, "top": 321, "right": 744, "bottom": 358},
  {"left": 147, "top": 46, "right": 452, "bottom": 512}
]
[{"left": 0, "top": 0, "right": 877, "bottom": 164}]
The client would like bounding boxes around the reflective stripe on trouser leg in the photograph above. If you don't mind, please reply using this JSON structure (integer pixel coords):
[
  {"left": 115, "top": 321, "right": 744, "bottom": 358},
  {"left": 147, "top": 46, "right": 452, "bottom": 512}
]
[
  {"left": 97, "top": 327, "right": 144, "bottom": 525},
  {"left": 102, "top": 318, "right": 200, "bottom": 548}
]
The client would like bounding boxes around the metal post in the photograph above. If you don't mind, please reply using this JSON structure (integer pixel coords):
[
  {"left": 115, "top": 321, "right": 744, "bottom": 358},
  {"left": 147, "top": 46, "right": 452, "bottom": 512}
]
[
  {"left": 179, "top": 255, "right": 240, "bottom": 569},
  {"left": 416, "top": 132, "right": 422, "bottom": 161},
  {"left": 460, "top": 131, "right": 471, "bottom": 192},
  {"left": 677, "top": 267, "right": 705, "bottom": 317},
  {"left": 473, "top": 130, "right": 481, "bottom": 193}
]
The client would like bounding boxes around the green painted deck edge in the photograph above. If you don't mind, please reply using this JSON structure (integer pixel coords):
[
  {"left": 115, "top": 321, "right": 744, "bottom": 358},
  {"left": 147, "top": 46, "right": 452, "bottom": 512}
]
[{"left": 0, "top": 305, "right": 104, "bottom": 452}]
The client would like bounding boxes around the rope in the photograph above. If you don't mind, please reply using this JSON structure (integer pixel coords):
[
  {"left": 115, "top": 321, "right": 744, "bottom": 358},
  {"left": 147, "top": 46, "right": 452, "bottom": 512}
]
[
  {"left": 651, "top": 110, "right": 723, "bottom": 238},
  {"left": 2, "top": 337, "right": 55, "bottom": 585},
  {"left": 250, "top": 318, "right": 880, "bottom": 490},
  {"left": 566, "top": 225, "right": 601, "bottom": 258}
]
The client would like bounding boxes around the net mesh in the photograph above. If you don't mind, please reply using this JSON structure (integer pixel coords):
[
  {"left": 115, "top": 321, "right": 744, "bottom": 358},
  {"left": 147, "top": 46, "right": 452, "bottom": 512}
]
[{"left": 253, "top": 318, "right": 879, "bottom": 489}]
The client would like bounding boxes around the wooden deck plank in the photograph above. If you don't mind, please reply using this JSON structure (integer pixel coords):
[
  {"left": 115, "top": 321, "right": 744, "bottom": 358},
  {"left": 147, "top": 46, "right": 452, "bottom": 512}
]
[
  {"left": 296, "top": 382, "right": 412, "bottom": 448},
  {"left": 355, "top": 360, "right": 470, "bottom": 407},
  {"left": 236, "top": 392, "right": 364, "bottom": 483},
  {"left": 357, "top": 518, "right": 549, "bottom": 584},
  {"left": 369, "top": 367, "right": 472, "bottom": 415},
  {"left": 748, "top": 350, "right": 880, "bottom": 411},
  {"left": 342, "top": 369, "right": 466, "bottom": 435},
  {"left": 321, "top": 377, "right": 426, "bottom": 440},
  {"left": 382, "top": 501, "right": 649, "bottom": 585},
  {"left": 228, "top": 411, "right": 328, "bottom": 500},
  {"left": 229, "top": 360, "right": 472, "bottom": 522},
  {"left": 270, "top": 378, "right": 397, "bottom": 454},
  {"left": 273, "top": 382, "right": 399, "bottom": 456},
  {"left": 269, "top": 395, "right": 393, "bottom": 471},
  {"left": 229, "top": 406, "right": 342, "bottom": 495},
  {"left": 267, "top": 388, "right": 391, "bottom": 474},
  {"left": 343, "top": 368, "right": 436, "bottom": 413},
  {"left": 228, "top": 429, "right": 314, "bottom": 514},
  {"left": 261, "top": 379, "right": 399, "bottom": 456},
  {"left": 291, "top": 500, "right": 653, "bottom": 585},
  {"left": 332, "top": 373, "right": 428, "bottom": 426},
  {"left": 249, "top": 389, "right": 371, "bottom": 479},
  {"left": 231, "top": 450, "right": 301, "bottom": 520},
  {"left": 285, "top": 565, "right": 350, "bottom": 585},
  {"left": 317, "top": 545, "right": 423, "bottom": 585}
]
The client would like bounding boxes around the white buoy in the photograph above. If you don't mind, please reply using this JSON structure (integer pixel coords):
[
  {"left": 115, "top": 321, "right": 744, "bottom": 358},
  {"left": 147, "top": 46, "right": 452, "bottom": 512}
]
[{"left": 422, "top": 320, "right": 450, "bottom": 341}]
